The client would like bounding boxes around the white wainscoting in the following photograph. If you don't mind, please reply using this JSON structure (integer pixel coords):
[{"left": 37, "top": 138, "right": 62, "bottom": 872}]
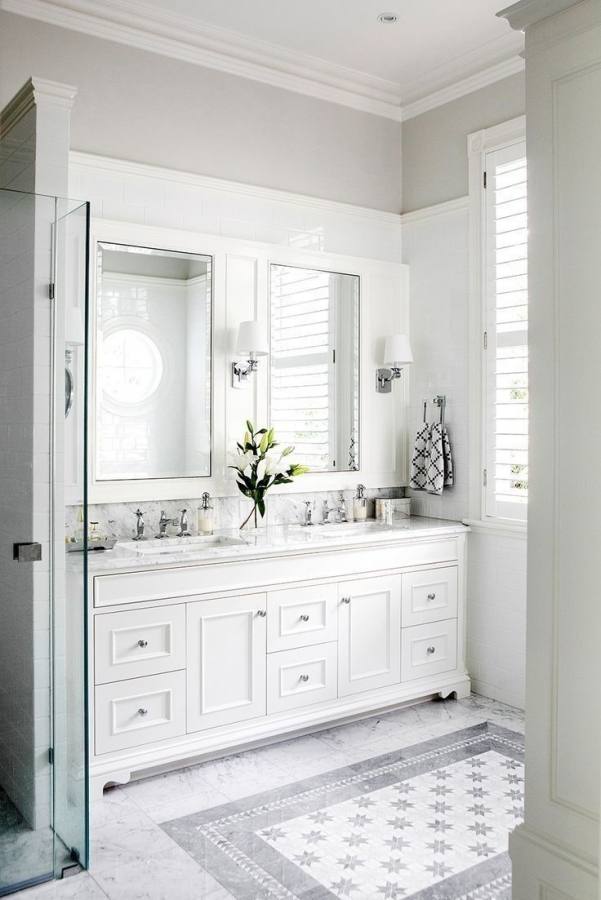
[{"left": 401, "top": 197, "right": 527, "bottom": 711}]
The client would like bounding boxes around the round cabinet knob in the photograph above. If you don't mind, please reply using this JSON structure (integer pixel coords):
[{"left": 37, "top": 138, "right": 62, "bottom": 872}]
[
  {"left": 341, "top": 597, "right": 351, "bottom": 605},
  {"left": 299, "top": 674, "right": 310, "bottom": 682},
  {"left": 427, "top": 646, "right": 436, "bottom": 655},
  {"left": 257, "top": 609, "right": 267, "bottom": 617},
  {"left": 427, "top": 593, "right": 436, "bottom": 601},
  {"left": 299, "top": 614, "right": 310, "bottom": 622},
  {"left": 137, "top": 707, "right": 149, "bottom": 716},
  {"left": 137, "top": 639, "right": 148, "bottom": 648}
]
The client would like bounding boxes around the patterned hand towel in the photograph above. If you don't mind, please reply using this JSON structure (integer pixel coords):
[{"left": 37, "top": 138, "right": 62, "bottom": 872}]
[
  {"left": 410, "top": 422, "right": 429, "bottom": 490},
  {"left": 425, "top": 423, "right": 445, "bottom": 495},
  {"left": 442, "top": 425, "right": 454, "bottom": 487}
]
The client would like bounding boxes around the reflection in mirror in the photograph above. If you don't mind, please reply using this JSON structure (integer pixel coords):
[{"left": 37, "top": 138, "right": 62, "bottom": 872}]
[
  {"left": 95, "top": 242, "right": 212, "bottom": 481},
  {"left": 270, "top": 264, "right": 360, "bottom": 472}
]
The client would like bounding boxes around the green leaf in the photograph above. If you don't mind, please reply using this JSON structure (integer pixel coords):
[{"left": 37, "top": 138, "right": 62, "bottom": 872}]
[
  {"left": 258, "top": 499, "right": 266, "bottom": 518},
  {"left": 246, "top": 420, "right": 254, "bottom": 435}
]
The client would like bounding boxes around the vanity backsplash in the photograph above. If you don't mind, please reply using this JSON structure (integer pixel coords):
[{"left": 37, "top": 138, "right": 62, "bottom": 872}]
[{"left": 66, "top": 487, "right": 407, "bottom": 543}]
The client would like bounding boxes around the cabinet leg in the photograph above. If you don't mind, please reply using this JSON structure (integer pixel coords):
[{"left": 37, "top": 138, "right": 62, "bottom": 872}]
[{"left": 437, "top": 679, "right": 471, "bottom": 701}]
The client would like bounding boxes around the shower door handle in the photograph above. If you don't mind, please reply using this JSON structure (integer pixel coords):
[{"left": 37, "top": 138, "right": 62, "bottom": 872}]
[{"left": 13, "top": 542, "right": 42, "bottom": 562}]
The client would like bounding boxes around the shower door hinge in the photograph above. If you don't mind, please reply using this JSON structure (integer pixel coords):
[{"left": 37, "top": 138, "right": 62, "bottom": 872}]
[
  {"left": 483, "top": 331, "right": 488, "bottom": 350},
  {"left": 48, "top": 282, "right": 55, "bottom": 300},
  {"left": 48, "top": 747, "right": 54, "bottom": 765},
  {"left": 483, "top": 171, "right": 487, "bottom": 189},
  {"left": 483, "top": 468, "right": 488, "bottom": 487}
]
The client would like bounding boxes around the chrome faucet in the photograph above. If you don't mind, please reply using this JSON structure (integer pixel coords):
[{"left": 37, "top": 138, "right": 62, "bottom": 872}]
[
  {"left": 322, "top": 499, "right": 333, "bottom": 524},
  {"left": 177, "top": 508, "right": 191, "bottom": 537},
  {"left": 303, "top": 500, "right": 314, "bottom": 526},
  {"left": 133, "top": 508, "right": 145, "bottom": 541},
  {"left": 156, "top": 510, "right": 176, "bottom": 539},
  {"left": 337, "top": 495, "right": 348, "bottom": 523}
]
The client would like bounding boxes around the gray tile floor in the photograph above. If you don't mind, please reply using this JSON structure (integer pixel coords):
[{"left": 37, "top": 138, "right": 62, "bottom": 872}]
[{"left": 12, "top": 695, "right": 524, "bottom": 900}]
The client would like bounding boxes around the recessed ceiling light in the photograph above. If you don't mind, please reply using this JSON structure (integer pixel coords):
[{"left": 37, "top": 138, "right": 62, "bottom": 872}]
[{"left": 377, "top": 12, "right": 398, "bottom": 24}]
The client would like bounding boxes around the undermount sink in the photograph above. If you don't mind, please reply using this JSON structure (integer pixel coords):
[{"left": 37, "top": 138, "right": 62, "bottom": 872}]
[{"left": 117, "top": 535, "right": 246, "bottom": 555}]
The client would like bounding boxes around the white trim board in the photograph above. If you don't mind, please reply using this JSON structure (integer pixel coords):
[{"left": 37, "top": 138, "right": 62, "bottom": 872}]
[
  {"left": 400, "top": 196, "right": 469, "bottom": 225},
  {"left": 2, "top": 0, "right": 525, "bottom": 123},
  {"left": 69, "top": 151, "right": 403, "bottom": 227}
]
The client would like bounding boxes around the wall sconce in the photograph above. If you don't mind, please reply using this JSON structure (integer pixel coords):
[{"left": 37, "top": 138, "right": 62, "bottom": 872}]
[
  {"left": 376, "top": 334, "right": 413, "bottom": 393},
  {"left": 232, "top": 320, "right": 269, "bottom": 388}
]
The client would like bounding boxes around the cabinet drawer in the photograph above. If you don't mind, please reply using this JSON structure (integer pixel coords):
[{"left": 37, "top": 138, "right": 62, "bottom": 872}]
[
  {"left": 267, "top": 643, "right": 337, "bottom": 714},
  {"left": 94, "top": 606, "right": 186, "bottom": 685},
  {"left": 401, "top": 619, "right": 457, "bottom": 682},
  {"left": 401, "top": 567, "right": 458, "bottom": 627},
  {"left": 267, "top": 584, "right": 338, "bottom": 651},
  {"left": 95, "top": 671, "right": 186, "bottom": 755}
]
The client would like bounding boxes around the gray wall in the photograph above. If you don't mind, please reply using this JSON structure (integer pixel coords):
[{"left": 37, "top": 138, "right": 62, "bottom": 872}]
[
  {"left": 401, "top": 72, "right": 525, "bottom": 212},
  {"left": 0, "top": 12, "right": 401, "bottom": 212}
]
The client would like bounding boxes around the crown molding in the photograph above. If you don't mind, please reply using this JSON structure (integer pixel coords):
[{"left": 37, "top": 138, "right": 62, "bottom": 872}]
[
  {"left": 498, "top": 0, "right": 584, "bottom": 31},
  {"left": 400, "top": 55, "right": 525, "bottom": 121},
  {"left": 70, "top": 151, "right": 404, "bottom": 227},
  {"left": 0, "top": 0, "right": 403, "bottom": 121},
  {"left": 1, "top": 0, "right": 526, "bottom": 123},
  {"left": 0, "top": 76, "right": 77, "bottom": 138}
]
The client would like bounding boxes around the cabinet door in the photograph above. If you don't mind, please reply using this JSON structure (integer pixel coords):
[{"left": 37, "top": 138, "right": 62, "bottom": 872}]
[
  {"left": 338, "top": 575, "right": 401, "bottom": 697},
  {"left": 187, "top": 594, "right": 267, "bottom": 732}
]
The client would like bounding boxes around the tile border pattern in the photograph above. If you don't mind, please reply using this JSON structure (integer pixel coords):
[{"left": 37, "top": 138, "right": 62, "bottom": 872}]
[{"left": 162, "top": 722, "right": 522, "bottom": 899}]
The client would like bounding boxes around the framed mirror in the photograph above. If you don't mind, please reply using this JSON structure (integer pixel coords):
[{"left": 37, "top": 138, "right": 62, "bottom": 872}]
[
  {"left": 269, "top": 264, "right": 360, "bottom": 472},
  {"left": 94, "top": 241, "right": 212, "bottom": 482}
]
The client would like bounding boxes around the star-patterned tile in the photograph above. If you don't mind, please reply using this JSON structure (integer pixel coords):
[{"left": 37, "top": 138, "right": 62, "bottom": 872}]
[{"left": 162, "top": 721, "right": 523, "bottom": 900}]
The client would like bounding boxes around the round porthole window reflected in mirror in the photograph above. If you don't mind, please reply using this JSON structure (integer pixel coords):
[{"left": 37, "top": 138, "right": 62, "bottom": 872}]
[{"left": 102, "top": 328, "right": 164, "bottom": 405}]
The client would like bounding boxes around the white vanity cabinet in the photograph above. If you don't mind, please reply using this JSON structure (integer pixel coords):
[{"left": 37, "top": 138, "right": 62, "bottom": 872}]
[
  {"left": 86, "top": 522, "right": 470, "bottom": 794},
  {"left": 338, "top": 575, "right": 402, "bottom": 697},
  {"left": 187, "top": 594, "right": 267, "bottom": 732}
]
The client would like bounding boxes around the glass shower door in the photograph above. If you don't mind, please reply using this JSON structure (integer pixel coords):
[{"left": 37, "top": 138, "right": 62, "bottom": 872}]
[{"left": 0, "top": 189, "right": 89, "bottom": 895}]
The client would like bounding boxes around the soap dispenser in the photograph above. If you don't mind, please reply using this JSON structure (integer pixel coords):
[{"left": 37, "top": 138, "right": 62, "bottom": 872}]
[
  {"left": 197, "top": 492, "right": 214, "bottom": 535},
  {"left": 353, "top": 484, "right": 367, "bottom": 521}
]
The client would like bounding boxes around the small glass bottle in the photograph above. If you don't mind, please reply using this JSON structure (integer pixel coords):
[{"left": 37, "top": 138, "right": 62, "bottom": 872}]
[
  {"left": 197, "top": 492, "right": 214, "bottom": 535},
  {"left": 353, "top": 484, "right": 367, "bottom": 521}
]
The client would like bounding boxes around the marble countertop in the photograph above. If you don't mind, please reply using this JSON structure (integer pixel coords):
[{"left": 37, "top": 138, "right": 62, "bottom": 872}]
[{"left": 71, "top": 517, "right": 469, "bottom": 575}]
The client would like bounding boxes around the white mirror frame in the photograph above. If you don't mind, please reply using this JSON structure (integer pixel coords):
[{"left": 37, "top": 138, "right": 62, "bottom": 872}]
[{"left": 88, "top": 218, "right": 409, "bottom": 504}]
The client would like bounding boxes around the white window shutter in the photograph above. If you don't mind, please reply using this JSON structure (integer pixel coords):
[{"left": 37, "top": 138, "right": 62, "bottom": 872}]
[{"left": 483, "top": 141, "right": 528, "bottom": 521}]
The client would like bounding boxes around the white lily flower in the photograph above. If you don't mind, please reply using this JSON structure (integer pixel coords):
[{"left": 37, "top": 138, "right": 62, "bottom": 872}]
[{"left": 256, "top": 458, "right": 268, "bottom": 481}]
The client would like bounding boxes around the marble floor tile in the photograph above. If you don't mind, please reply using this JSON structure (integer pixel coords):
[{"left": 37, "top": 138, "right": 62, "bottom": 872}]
[
  {"left": 123, "top": 769, "right": 229, "bottom": 824},
  {"left": 91, "top": 844, "right": 227, "bottom": 900},
  {"left": 6, "top": 695, "right": 525, "bottom": 900}
]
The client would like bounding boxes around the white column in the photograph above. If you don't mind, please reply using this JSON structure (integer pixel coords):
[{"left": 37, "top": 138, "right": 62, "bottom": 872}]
[{"left": 498, "top": 1, "right": 601, "bottom": 897}]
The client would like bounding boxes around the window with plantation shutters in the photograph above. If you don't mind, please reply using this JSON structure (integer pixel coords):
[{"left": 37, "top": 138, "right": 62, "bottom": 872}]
[
  {"left": 270, "top": 264, "right": 359, "bottom": 472},
  {"left": 483, "top": 141, "right": 528, "bottom": 521}
]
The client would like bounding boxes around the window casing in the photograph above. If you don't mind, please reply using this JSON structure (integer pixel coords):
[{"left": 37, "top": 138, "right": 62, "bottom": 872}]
[{"left": 482, "top": 140, "right": 528, "bottom": 522}]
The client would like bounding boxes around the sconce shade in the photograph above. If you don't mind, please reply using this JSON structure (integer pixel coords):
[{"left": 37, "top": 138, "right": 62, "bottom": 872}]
[
  {"left": 236, "top": 320, "right": 268, "bottom": 356},
  {"left": 384, "top": 334, "right": 413, "bottom": 367}
]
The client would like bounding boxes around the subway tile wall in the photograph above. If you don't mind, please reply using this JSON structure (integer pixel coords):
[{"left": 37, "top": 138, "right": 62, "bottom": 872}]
[{"left": 402, "top": 201, "right": 527, "bottom": 711}]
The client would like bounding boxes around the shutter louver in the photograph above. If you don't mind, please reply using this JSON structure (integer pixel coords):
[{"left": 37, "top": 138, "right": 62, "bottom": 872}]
[
  {"left": 270, "top": 266, "right": 333, "bottom": 469},
  {"left": 484, "top": 143, "right": 528, "bottom": 521}
]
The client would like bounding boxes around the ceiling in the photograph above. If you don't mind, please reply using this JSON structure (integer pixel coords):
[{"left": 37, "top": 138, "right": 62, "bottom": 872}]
[
  {"left": 137, "top": 0, "right": 523, "bottom": 99},
  {"left": 1, "top": 0, "right": 524, "bottom": 119}
]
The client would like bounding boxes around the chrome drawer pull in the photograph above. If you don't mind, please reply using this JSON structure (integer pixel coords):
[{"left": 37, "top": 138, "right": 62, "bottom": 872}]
[
  {"left": 427, "top": 593, "right": 436, "bottom": 601},
  {"left": 299, "top": 614, "right": 310, "bottom": 622},
  {"left": 137, "top": 639, "right": 148, "bottom": 648},
  {"left": 427, "top": 646, "right": 436, "bottom": 655},
  {"left": 299, "top": 674, "right": 310, "bottom": 682},
  {"left": 137, "top": 707, "right": 149, "bottom": 716},
  {"left": 257, "top": 609, "right": 267, "bottom": 617},
  {"left": 341, "top": 597, "right": 351, "bottom": 605}
]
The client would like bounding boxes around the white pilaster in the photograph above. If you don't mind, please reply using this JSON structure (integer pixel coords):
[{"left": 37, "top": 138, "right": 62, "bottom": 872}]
[{"left": 497, "top": 1, "right": 601, "bottom": 897}]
